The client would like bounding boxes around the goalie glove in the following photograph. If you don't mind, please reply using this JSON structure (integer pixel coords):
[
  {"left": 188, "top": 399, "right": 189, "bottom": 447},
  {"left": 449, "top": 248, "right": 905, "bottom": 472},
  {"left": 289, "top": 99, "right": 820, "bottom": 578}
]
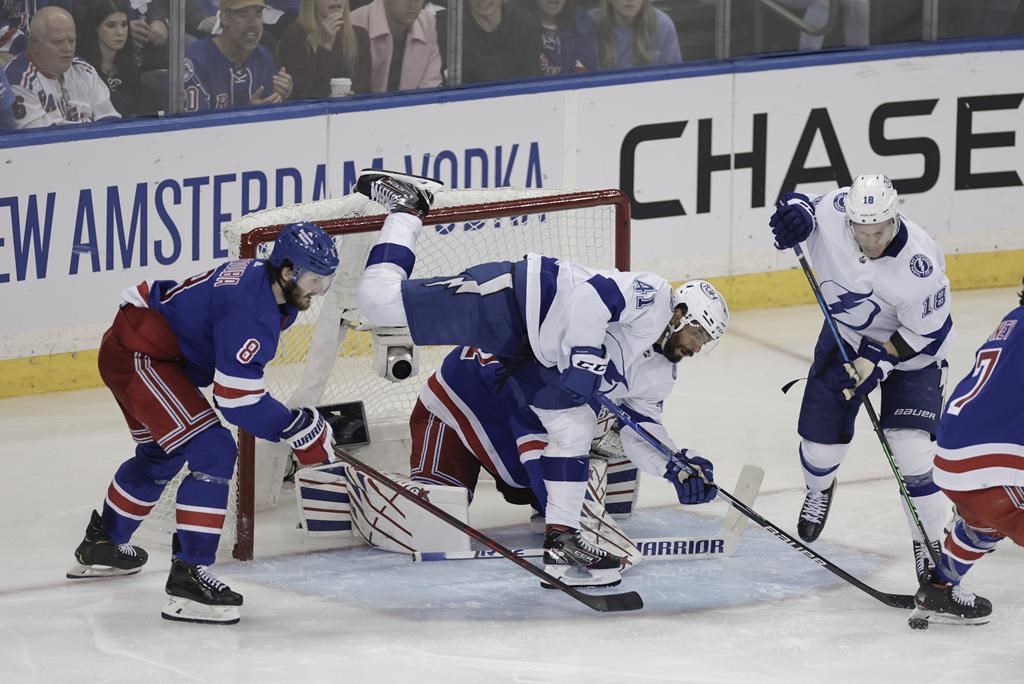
[
  {"left": 281, "top": 407, "right": 336, "bottom": 466},
  {"left": 664, "top": 449, "right": 717, "bottom": 505}
]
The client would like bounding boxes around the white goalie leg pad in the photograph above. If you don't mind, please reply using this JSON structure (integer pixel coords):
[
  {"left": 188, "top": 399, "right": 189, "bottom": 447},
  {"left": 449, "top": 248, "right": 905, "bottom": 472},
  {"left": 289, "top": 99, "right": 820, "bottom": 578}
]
[
  {"left": 580, "top": 458, "right": 643, "bottom": 569},
  {"left": 886, "top": 428, "right": 950, "bottom": 543},
  {"left": 343, "top": 464, "right": 471, "bottom": 554},
  {"left": 591, "top": 427, "right": 640, "bottom": 519},
  {"left": 294, "top": 462, "right": 353, "bottom": 536}
]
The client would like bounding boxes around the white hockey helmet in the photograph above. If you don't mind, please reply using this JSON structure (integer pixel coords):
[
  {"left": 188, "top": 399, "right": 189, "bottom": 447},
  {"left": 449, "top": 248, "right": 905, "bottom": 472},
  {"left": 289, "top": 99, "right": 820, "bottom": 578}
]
[
  {"left": 846, "top": 174, "right": 899, "bottom": 225},
  {"left": 669, "top": 280, "right": 729, "bottom": 353}
]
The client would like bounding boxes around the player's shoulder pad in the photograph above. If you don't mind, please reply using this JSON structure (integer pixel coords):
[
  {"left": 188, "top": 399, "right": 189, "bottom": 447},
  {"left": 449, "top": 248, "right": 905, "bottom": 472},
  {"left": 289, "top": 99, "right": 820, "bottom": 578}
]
[
  {"left": 816, "top": 186, "right": 852, "bottom": 217},
  {"left": 623, "top": 272, "right": 670, "bottom": 312},
  {"left": 893, "top": 221, "right": 947, "bottom": 286}
]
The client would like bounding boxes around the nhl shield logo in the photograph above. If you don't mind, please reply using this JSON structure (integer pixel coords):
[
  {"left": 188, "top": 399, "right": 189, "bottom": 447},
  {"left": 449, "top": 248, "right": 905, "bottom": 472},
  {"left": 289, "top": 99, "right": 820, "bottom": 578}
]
[
  {"left": 833, "top": 192, "right": 848, "bottom": 212},
  {"left": 909, "top": 254, "right": 933, "bottom": 278}
]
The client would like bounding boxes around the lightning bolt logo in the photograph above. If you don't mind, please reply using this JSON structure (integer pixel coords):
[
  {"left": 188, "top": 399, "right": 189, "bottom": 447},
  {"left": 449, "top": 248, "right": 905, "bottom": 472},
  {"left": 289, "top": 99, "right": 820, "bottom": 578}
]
[{"left": 424, "top": 273, "right": 512, "bottom": 295}]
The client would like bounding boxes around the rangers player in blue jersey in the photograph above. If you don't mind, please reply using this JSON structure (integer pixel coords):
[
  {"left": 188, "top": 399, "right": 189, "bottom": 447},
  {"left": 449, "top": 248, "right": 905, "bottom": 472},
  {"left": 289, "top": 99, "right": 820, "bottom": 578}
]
[
  {"left": 355, "top": 170, "right": 727, "bottom": 584},
  {"left": 67, "top": 222, "right": 339, "bottom": 625},
  {"left": 908, "top": 279, "right": 1024, "bottom": 628},
  {"left": 769, "top": 174, "right": 954, "bottom": 582}
]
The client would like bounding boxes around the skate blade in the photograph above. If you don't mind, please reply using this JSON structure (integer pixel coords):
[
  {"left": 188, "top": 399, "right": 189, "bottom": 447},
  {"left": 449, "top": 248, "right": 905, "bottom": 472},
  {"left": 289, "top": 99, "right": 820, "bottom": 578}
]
[
  {"left": 66, "top": 562, "right": 142, "bottom": 580},
  {"left": 161, "top": 596, "right": 241, "bottom": 625},
  {"left": 908, "top": 607, "right": 990, "bottom": 628},
  {"left": 540, "top": 565, "right": 622, "bottom": 589},
  {"left": 359, "top": 168, "right": 445, "bottom": 192}
]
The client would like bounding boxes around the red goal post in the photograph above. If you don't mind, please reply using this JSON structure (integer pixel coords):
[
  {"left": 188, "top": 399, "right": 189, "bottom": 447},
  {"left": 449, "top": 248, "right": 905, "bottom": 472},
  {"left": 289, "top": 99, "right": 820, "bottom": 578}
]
[{"left": 225, "top": 187, "right": 631, "bottom": 560}]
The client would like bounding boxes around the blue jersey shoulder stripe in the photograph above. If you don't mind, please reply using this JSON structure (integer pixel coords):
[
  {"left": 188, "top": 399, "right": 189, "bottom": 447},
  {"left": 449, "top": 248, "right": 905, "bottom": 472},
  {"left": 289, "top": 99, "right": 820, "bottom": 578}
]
[{"left": 586, "top": 273, "right": 626, "bottom": 322}]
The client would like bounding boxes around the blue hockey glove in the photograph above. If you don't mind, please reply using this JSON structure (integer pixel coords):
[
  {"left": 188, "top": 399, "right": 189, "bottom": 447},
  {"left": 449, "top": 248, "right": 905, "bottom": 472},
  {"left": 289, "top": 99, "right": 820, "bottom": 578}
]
[
  {"left": 560, "top": 346, "right": 609, "bottom": 402},
  {"left": 664, "top": 449, "right": 717, "bottom": 505},
  {"left": 769, "top": 193, "right": 815, "bottom": 250},
  {"left": 281, "top": 407, "right": 336, "bottom": 466},
  {"left": 844, "top": 337, "right": 897, "bottom": 401}
]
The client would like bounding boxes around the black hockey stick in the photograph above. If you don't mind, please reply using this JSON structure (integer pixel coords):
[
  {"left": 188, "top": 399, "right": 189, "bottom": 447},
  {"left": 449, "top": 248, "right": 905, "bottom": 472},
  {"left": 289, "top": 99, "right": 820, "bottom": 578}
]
[
  {"left": 333, "top": 447, "right": 643, "bottom": 613},
  {"left": 792, "top": 244, "right": 939, "bottom": 566},
  {"left": 596, "top": 396, "right": 915, "bottom": 610}
]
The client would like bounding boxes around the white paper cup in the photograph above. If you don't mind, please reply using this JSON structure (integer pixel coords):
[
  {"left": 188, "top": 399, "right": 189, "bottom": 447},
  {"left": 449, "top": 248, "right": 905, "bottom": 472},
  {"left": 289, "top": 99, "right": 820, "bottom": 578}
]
[{"left": 330, "top": 77, "right": 352, "bottom": 98}]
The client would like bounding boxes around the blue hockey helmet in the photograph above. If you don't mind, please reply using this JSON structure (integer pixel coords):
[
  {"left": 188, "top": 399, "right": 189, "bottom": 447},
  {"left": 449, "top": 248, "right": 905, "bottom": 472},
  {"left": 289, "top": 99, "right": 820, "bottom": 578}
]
[{"left": 268, "top": 222, "right": 340, "bottom": 295}]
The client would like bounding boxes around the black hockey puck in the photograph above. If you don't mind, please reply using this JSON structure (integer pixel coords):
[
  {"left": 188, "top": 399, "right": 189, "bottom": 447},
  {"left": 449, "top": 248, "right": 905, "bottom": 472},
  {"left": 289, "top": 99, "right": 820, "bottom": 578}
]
[{"left": 907, "top": 616, "right": 929, "bottom": 630}]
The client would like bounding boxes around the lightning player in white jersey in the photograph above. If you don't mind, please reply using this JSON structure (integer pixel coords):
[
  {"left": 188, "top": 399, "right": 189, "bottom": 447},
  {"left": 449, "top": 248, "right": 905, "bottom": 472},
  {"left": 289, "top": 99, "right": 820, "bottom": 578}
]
[
  {"left": 66, "top": 223, "right": 339, "bottom": 624},
  {"left": 356, "top": 170, "right": 727, "bottom": 583},
  {"left": 411, "top": 280, "right": 726, "bottom": 586},
  {"left": 909, "top": 280, "right": 1024, "bottom": 627},
  {"left": 769, "top": 174, "right": 953, "bottom": 582}
]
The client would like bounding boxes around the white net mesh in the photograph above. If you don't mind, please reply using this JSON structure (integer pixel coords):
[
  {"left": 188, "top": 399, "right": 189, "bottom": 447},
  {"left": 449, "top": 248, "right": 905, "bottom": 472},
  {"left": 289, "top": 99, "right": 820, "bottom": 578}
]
[{"left": 137, "top": 186, "right": 626, "bottom": 559}]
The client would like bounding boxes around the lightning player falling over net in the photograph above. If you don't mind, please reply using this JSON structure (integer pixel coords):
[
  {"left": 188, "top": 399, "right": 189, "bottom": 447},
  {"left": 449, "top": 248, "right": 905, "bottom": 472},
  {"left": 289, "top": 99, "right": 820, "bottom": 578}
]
[
  {"left": 769, "top": 174, "right": 952, "bottom": 582},
  {"left": 408, "top": 305, "right": 724, "bottom": 587},
  {"left": 355, "top": 170, "right": 728, "bottom": 587},
  {"left": 909, "top": 278, "right": 1024, "bottom": 628},
  {"left": 66, "top": 223, "right": 340, "bottom": 625}
]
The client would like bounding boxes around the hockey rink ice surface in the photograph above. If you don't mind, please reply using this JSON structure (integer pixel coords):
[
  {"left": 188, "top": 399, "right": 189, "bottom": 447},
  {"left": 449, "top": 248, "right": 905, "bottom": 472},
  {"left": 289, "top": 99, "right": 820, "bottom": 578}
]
[{"left": 2, "top": 286, "right": 1021, "bottom": 684}]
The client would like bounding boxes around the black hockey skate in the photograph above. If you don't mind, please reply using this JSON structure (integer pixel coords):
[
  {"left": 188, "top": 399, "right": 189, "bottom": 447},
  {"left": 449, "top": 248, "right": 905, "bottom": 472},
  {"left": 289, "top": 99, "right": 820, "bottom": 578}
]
[
  {"left": 907, "top": 573, "right": 992, "bottom": 629},
  {"left": 66, "top": 509, "right": 148, "bottom": 579},
  {"left": 162, "top": 534, "right": 243, "bottom": 625},
  {"left": 912, "top": 539, "right": 942, "bottom": 585},
  {"left": 542, "top": 525, "right": 625, "bottom": 588},
  {"left": 797, "top": 479, "right": 837, "bottom": 543},
  {"left": 355, "top": 169, "right": 440, "bottom": 218}
]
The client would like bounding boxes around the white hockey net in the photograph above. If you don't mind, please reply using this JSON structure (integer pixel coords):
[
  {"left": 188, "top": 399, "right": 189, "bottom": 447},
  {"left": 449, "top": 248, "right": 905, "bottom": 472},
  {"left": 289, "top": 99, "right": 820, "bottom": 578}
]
[{"left": 140, "top": 186, "right": 630, "bottom": 560}]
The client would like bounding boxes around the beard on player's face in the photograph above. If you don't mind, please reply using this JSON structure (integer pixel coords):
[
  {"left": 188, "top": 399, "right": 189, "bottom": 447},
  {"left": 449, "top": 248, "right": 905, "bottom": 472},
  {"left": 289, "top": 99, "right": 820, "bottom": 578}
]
[{"left": 282, "top": 280, "right": 315, "bottom": 310}]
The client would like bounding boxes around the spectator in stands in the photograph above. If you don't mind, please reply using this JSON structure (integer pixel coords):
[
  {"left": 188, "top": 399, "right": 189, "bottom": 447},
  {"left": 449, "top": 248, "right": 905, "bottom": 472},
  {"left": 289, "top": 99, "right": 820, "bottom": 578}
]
[
  {"left": 4, "top": 6, "right": 120, "bottom": 127},
  {"left": 119, "top": 0, "right": 170, "bottom": 70},
  {"left": 0, "top": 0, "right": 27, "bottom": 60},
  {"left": 525, "top": 0, "right": 597, "bottom": 75},
  {"left": 0, "top": 64, "right": 14, "bottom": 128},
  {"left": 278, "top": 0, "right": 360, "bottom": 99},
  {"left": 184, "top": 0, "right": 293, "bottom": 111},
  {"left": 456, "top": 0, "right": 542, "bottom": 84},
  {"left": 774, "top": 0, "right": 869, "bottom": 50},
  {"left": 350, "top": 0, "right": 441, "bottom": 92},
  {"left": 591, "top": 0, "right": 681, "bottom": 70},
  {"left": 76, "top": 0, "right": 144, "bottom": 117}
]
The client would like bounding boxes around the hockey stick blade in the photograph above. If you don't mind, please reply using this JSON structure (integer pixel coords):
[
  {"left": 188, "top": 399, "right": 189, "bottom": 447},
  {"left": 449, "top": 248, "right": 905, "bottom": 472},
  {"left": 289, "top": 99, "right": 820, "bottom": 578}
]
[
  {"left": 597, "top": 396, "right": 915, "bottom": 610},
  {"left": 334, "top": 448, "right": 644, "bottom": 613}
]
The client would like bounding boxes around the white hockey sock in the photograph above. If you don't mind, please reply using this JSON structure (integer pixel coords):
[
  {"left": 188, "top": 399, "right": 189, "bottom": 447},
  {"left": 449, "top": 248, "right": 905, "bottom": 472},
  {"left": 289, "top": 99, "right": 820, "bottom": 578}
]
[
  {"left": 799, "top": 439, "right": 848, "bottom": 491},
  {"left": 887, "top": 428, "right": 951, "bottom": 543},
  {"left": 545, "top": 478, "right": 589, "bottom": 529},
  {"left": 378, "top": 212, "right": 423, "bottom": 252}
]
